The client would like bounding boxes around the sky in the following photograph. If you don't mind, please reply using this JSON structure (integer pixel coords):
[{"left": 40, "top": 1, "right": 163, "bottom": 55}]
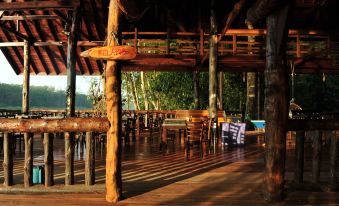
[{"left": 0, "top": 51, "right": 97, "bottom": 94}]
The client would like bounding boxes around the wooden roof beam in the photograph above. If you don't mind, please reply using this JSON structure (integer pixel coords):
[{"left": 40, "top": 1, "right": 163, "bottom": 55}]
[
  {"left": 8, "top": 21, "right": 39, "bottom": 74},
  {"left": 21, "top": 20, "right": 50, "bottom": 74},
  {"left": 0, "top": 1, "right": 80, "bottom": 11},
  {"left": 0, "top": 22, "right": 30, "bottom": 41},
  {"left": 0, "top": 15, "right": 59, "bottom": 21}
]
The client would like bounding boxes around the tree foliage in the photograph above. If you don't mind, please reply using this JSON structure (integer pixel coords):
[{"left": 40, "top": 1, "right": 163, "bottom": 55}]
[{"left": 0, "top": 83, "right": 91, "bottom": 110}]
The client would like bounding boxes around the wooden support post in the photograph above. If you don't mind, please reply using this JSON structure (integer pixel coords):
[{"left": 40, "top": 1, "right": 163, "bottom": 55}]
[
  {"left": 294, "top": 131, "right": 305, "bottom": 184},
  {"left": 209, "top": 0, "right": 218, "bottom": 121},
  {"left": 44, "top": 133, "right": 54, "bottom": 187},
  {"left": 106, "top": 0, "right": 123, "bottom": 203},
  {"left": 65, "top": 6, "right": 81, "bottom": 186},
  {"left": 22, "top": 40, "right": 33, "bottom": 187},
  {"left": 257, "top": 73, "right": 261, "bottom": 119},
  {"left": 22, "top": 40, "right": 30, "bottom": 114},
  {"left": 330, "top": 132, "right": 338, "bottom": 189},
  {"left": 262, "top": 4, "right": 290, "bottom": 202},
  {"left": 85, "top": 132, "right": 95, "bottom": 186},
  {"left": 24, "top": 133, "right": 33, "bottom": 187},
  {"left": 3, "top": 133, "right": 13, "bottom": 186},
  {"left": 312, "top": 130, "right": 322, "bottom": 183}
]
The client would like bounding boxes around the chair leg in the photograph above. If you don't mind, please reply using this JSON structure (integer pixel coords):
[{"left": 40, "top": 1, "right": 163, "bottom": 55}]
[{"left": 185, "top": 139, "right": 190, "bottom": 160}]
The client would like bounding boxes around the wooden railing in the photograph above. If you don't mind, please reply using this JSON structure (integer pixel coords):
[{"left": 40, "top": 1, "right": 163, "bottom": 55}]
[
  {"left": 0, "top": 117, "right": 109, "bottom": 187},
  {"left": 122, "top": 29, "right": 331, "bottom": 59}
]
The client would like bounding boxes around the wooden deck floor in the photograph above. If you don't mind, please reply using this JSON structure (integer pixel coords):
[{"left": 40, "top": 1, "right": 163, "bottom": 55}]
[{"left": 0, "top": 132, "right": 339, "bottom": 205}]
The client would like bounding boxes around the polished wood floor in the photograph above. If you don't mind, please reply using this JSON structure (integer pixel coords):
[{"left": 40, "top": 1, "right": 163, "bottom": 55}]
[{"left": 0, "top": 132, "right": 338, "bottom": 205}]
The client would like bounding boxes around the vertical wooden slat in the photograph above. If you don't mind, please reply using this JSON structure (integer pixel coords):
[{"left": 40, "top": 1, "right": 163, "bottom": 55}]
[
  {"left": 24, "top": 133, "right": 33, "bottom": 187},
  {"left": 134, "top": 27, "right": 138, "bottom": 53},
  {"left": 312, "top": 130, "right": 322, "bottom": 183},
  {"left": 193, "top": 71, "right": 200, "bottom": 109},
  {"left": 296, "top": 32, "right": 301, "bottom": 57},
  {"left": 200, "top": 29, "right": 204, "bottom": 57},
  {"left": 329, "top": 132, "right": 338, "bottom": 189},
  {"left": 106, "top": 0, "right": 123, "bottom": 203},
  {"left": 232, "top": 34, "right": 237, "bottom": 54},
  {"left": 294, "top": 130, "right": 305, "bottom": 183},
  {"left": 44, "top": 133, "right": 54, "bottom": 187},
  {"left": 3, "top": 133, "right": 13, "bottom": 186},
  {"left": 85, "top": 132, "right": 95, "bottom": 186}
]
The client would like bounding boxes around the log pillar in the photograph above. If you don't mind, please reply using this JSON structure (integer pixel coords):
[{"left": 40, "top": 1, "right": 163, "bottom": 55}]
[
  {"left": 105, "top": 0, "right": 123, "bottom": 203},
  {"left": 209, "top": 0, "right": 218, "bottom": 143},
  {"left": 3, "top": 133, "right": 13, "bottom": 186},
  {"left": 294, "top": 130, "right": 305, "bottom": 183},
  {"left": 312, "top": 130, "right": 322, "bottom": 183},
  {"left": 44, "top": 133, "right": 54, "bottom": 187},
  {"left": 22, "top": 40, "right": 33, "bottom": 187},
  {"left": 246, "top": 1, "right": 290, "bottom": 202},
  {"left": 22, "top": 40, "right": 30, "bottom": 115},
  {"left": 65, "top": 6, "right": 81, "bottom": 186},
  {"left": 330, "top": 132, "right": 338, "bottom": 189},
  {"left": 85, "top": 132, "right": 95, "bottom": 186}
]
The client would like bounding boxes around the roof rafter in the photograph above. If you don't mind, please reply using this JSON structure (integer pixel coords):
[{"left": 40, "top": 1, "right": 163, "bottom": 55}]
[
  {"left": 20, "top": 19, "right": 51, "bottom": 74},
  {"left": 0, "top": 15, "right": 59, "bottom": 21},
  {"left": 8, "top": 20, "right": 39, "bottom": 74},
  {"left": 0, "top": 1, "right": 80, "bottom": 11},
  {"left": 0, "top": 22, "right": 30, "bottom": 41}
]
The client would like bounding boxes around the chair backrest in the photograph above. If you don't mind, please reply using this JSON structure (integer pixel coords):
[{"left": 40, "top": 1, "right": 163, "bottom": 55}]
[{"left": 186, "top": 121, "right": 204, "bottom": 141}]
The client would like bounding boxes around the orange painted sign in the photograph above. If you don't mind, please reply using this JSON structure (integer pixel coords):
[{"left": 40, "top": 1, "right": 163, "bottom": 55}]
[{"left": 80, "top": 46, "right": 136, "bottom": 60}]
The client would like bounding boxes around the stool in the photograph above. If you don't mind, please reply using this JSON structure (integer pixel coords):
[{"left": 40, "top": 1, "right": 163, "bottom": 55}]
[{"left": 33, "top": 164, "right": 45, "bottom": 184}]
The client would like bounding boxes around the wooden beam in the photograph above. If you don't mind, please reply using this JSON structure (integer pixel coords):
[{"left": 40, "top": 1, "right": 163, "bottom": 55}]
[
  {"left": 21, "top": 20, "right": 50, "bottom": 74},
  {"left": 105, "top": 0, "right": 123, "bottom": 203},
  {"left": 0, "top": 15, "right": 59, "bottom": 21},
  {"left": 0, "top": 1, "right": 80, "bottom": 11},
  {"left": 0, "top": 22, "right": 30, "bottom": 41},
  {"left": 0, "top": 118, "right": 109, "bottom": 133}
]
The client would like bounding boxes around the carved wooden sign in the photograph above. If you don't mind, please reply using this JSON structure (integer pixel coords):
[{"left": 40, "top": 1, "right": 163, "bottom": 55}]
[{"left": 80, "top": 46, "right": 137, "bottom": 60}]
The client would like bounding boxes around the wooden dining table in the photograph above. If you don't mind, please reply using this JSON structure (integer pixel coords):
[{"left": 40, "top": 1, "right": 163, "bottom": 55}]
[{"left": 160, "top": 119, "right": 187, "bottom": 154}]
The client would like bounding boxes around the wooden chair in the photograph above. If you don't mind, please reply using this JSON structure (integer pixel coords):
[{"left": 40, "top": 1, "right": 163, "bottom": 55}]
[{"left": 185, "top": 121, "right": 204, "bottom": 160}]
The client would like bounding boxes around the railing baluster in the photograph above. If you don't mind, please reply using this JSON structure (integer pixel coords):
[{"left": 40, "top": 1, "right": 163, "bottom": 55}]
[
  {"left": 44, "top": 133, "right": 54, "bottom": 187},
  {"left": 3, "top": 132, "right": 13, "bottom": 186},
  {"left": 294, "top": 130, "right": 305, "bottom": 183},
  {"left": 232, "top": 34, "right": 237, "bottom": 54},
  {"left": 312, "top": 130, "right": 322, "bottom": 183},
  {"left": 85, "top": 132, "right": 95, "bottom": 186},
  {"left": 24, "top": 133, "right": 33, "bottom": 187},
  {"left": 296, "top": 32, "right": 301, "bottom": 57},
  {"left": 134, "top": 27, "right": 138, "bottom": 53},
  {"left": 65, "top": 132, "right": 75, "bottom": 185},
  {"left": 200, "top": 29, "right": 204, "bottom": 57}
]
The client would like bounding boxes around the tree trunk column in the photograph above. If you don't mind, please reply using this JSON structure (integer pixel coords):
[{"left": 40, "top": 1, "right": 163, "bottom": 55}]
[
  {"left": 65, "top": 6, "right": 81, "bottom": 186},
  {"left": 209, "top": 0, "right": 218, "bottom": 144},
  {"left": 22, "top": 41, "right": 33, "bottom": 187},
  {"left": 263, "top": 5, "right": 290, "bottom": 202},
  {"left": 106, "top": 0, "right": 123, "bottom": 203}
]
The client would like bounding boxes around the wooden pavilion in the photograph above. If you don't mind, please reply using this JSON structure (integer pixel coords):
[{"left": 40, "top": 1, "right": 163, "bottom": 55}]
[{"left": 0, "top": 0, "right": 339, "bottom": 204}]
